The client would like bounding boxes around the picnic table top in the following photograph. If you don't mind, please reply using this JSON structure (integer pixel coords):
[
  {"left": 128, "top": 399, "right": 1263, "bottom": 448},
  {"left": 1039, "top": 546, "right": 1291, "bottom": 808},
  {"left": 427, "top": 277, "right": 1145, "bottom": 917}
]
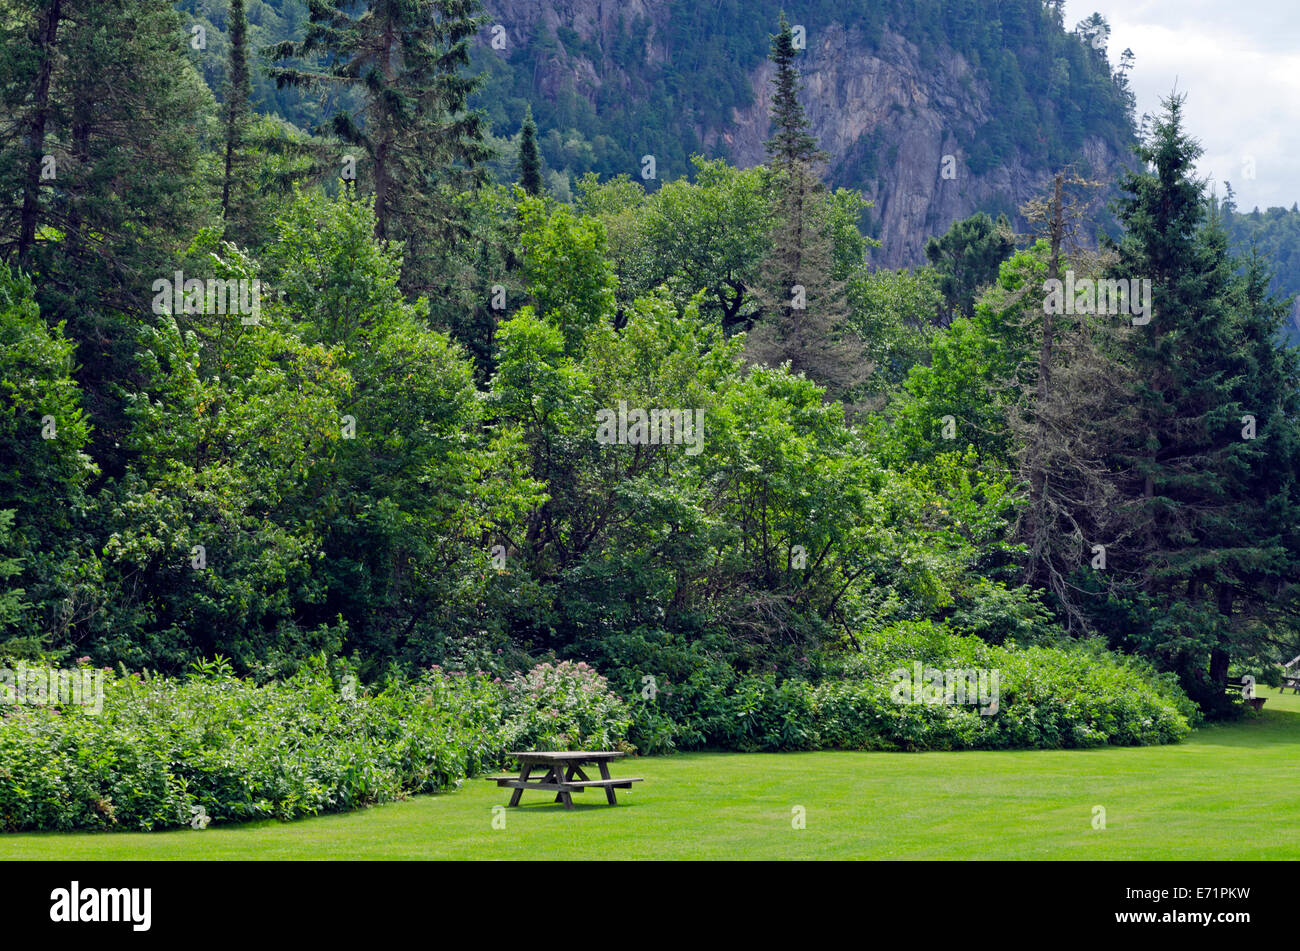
[{"left": 507, "top": 750, "right": 627, "bottom": 761}]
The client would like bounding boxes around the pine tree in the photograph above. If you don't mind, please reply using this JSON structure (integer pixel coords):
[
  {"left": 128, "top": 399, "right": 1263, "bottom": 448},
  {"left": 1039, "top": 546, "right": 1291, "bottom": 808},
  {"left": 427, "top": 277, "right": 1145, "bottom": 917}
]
[
  {"left": 0, "top": 0, "right": 210, "bottom": 475},
  {"left": 748, "top": 12, "right": 868, "bottom": 402},
  {"left": 3, "top": 0, "right": 64, "bottom": 268},
  {"left": 518, "top": 106, "right": 543, "bottom": 196},
  {"left": 1209, "top": 244, "right": 1300, "bottom": 689},
  {"left": 924, "top": 212, "right": 1016, "bottom": 325},
  {"left": 764, "top": 12, "right": 825, "bottom": 174},
  {"left": 1109, "top": 95, "right": 1298, "bottom": 705},
  {"left": 221, "top": 0, "right": 252, "bottom": 235},
  {"left": 267, "top": 0, "right": 493, "bottom": 286}
]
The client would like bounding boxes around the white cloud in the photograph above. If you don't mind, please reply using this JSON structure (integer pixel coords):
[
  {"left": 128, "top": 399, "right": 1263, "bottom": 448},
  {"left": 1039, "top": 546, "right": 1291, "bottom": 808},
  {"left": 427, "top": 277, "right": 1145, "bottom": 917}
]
[{"left": 1064, "top": 0, "right": 1300, "bottom": 210}]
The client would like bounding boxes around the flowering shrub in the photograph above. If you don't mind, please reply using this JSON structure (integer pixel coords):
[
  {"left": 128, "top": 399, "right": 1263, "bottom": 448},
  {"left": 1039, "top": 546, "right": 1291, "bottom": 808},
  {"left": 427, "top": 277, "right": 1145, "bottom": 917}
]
[{"left": 503, "top": 661, "right": 633, "bottom": 752}]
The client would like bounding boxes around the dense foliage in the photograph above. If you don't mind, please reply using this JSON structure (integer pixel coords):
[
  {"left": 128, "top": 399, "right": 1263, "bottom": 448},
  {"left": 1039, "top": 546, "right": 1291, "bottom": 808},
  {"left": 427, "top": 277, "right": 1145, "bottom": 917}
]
[
  {"left": 1, "top": 0, "right": 1296, "bottom": 834},
  {"left": 0, "top": 641, "right": 1194, "bottom": 831},
  {"left": 620, "top": 625, "right": 1195, "bottom": 754},
  {"left": 0, "top": 660, "right": 508, "bottom": 831}
]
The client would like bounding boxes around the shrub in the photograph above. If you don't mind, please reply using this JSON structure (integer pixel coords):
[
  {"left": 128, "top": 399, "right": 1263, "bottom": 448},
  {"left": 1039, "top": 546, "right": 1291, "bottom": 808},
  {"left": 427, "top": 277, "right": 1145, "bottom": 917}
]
[
  {"left": 502, "top": 660, "right": 633, "bottom": 752},
  {"left": 0, "top": 659, "right": 511, "bottom": 832},
  {"left": 618, "top": 623, "right": 1196, "bottom": 753}
]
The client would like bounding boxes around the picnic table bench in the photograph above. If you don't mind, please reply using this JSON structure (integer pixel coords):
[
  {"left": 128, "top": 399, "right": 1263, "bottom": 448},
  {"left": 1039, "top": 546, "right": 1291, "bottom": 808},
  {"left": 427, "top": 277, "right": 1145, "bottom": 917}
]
[{"left": 485, "top": 751, "right": 642, "bottom": 810}]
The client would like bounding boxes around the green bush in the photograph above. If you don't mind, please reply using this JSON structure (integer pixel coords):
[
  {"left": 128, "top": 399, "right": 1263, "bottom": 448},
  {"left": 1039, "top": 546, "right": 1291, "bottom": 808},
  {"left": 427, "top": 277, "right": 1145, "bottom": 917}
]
[
  {"left": 0, "top": 656, "right": 642, "bottom": 833},
  {"left": 620, "top": 623, "right": 1196, "bottom": 753},
  {"left": 0, "top": 659, "right": 511, "bottom": 832}
]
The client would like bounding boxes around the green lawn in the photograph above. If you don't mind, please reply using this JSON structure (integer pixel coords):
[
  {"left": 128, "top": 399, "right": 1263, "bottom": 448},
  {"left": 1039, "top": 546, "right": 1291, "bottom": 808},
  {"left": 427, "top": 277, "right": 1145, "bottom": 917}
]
[{"left": 4, "top": 687, "right": 1299, "bottom": 860}]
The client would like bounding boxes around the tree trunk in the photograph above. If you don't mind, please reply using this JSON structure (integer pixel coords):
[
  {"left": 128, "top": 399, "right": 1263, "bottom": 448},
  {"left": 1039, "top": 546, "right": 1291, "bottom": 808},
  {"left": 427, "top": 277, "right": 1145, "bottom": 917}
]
[
  {"left": 17, "top": 0, "right": 63, "bottom": 265},
  {"left": 1209, "top": 582, "right": 1233, "bottom": 682}
]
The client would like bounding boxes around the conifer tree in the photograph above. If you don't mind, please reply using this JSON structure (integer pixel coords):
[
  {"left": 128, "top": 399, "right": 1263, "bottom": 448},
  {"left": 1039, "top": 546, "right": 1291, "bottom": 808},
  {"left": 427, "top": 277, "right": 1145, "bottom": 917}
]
[
  {"left": 924, "top": 212, "right": 1016, "bottom": 325},
  {"left": 0, "top": 0, "right": 210, "bottom": 475},
  {"left": 1, "top": 0, "right": 206, "bottom": 296},
  {"left": 749, "top": 12, "right": 868, "bottom": 402},
  {"left": 1110, "top": 95, "right": 1300, "bottom": 703},
  {"left": 267, "top": 0, "right": 493, "bottom": 288},
  {"left": 518, "top": 106, "right": 543, "bottom": 196},
  {"left": 3, "top": 0, "right": 63, "bottom": 268},
  {"left": 765, "top": 12, "right": 824, "bottom": 173},
  {"left": 1210, "top": 243, "right": 1300, "bottom": 687},
  {"left": 221, "top": 0, "right": 252, "bottom": 235}
]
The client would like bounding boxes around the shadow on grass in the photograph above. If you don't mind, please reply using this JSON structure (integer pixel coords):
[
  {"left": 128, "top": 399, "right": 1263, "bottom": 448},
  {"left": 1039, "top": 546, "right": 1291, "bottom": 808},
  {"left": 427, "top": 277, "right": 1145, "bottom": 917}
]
[
  {"left": 1179, "top": 703, "right": 1300, "bottom": 750},
  {"left": 504, "top": 802, "right": 637, "bottom": 813}
]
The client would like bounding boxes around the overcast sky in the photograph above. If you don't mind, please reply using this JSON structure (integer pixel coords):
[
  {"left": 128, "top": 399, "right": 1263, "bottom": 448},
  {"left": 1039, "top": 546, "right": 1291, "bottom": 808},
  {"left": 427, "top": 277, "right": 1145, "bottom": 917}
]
[{"left": 1063, "top": 0, "right": 1300, "bottom": 211}]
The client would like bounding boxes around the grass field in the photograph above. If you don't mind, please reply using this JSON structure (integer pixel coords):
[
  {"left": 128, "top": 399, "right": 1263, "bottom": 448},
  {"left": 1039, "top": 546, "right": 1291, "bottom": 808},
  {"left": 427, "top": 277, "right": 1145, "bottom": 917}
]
[{"left": 3, "top": 687, "right": 1298, "bottom": 860}]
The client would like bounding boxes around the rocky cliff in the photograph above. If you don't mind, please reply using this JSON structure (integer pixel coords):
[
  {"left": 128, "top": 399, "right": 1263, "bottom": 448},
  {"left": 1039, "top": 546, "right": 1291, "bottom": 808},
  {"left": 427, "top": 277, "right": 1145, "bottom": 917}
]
[{"left": 704, "top": 26, "right": 1127, "bottom": 267}]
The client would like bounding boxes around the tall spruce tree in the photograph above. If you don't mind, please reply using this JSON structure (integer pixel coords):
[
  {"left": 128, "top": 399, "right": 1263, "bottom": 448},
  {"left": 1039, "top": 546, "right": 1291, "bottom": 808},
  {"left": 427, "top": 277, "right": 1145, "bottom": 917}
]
[
  {"left": 2, "top": 0, "right": 63, "bottom": 269},
  {"left": 924, "top": 212, "right": 1016, "bottom": 325},
  {"left": 518, "top": 105, "right": 543, "bottom": 196},
  {"left": 221, "top": 0, "right": 252, "bottom": 236},
  {"left": 748, "top": 12, "right": 868, "bottom": 402},
  {"left": 1211, "top": 244, "right": 1300, "bottom": 688},
  {"left": 1110, "top": 95, "right": 1299, "bottom": 706},
  {"left": 267, "top": 0, "right": 493, "bottom": 288},
  {"left": 764, "top": 12, "right": 824, "bottom": 173},
  {"left": 2, "top": 0, "right": 207, "bottom": 289},
  {"left": 0, "top": 0, "right": 210, "bottom": 474}
]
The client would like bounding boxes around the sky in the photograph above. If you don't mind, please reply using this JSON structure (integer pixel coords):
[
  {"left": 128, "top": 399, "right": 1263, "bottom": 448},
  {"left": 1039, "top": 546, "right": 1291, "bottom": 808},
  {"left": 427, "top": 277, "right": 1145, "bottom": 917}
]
[{"left": 1062, "top": 0, "right": 1300, "bottom": 211}]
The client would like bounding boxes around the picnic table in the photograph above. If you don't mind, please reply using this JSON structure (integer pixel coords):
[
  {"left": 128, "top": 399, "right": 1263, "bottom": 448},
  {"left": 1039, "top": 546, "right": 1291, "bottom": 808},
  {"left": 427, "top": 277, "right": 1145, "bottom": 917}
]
[
  {"left": 1281, "top": 655, "right": 1300, "bottom": 694},
  {"left": 486, "top": 751, "right": 642, "bottom": 810}
]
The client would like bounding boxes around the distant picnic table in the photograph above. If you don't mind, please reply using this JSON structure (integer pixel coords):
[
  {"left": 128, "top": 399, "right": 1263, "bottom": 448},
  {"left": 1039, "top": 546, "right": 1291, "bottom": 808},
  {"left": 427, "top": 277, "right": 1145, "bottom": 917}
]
[
  {"left": 1281, "top": 655, "right": 1300, "bottom": 695},
  {"left": 486, "top": 751, "right": 642, "bottom": 810}
]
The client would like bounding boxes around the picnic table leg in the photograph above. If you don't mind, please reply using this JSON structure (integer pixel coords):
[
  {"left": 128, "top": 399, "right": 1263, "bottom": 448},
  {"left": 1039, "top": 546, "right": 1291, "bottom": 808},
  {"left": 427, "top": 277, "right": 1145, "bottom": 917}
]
[
  {"left": 597, "top": 760, "right": 618, "bottom": 805},
  {"left": 557, "top": 766, "right": 574, "bottom": 810},
  {"left": 546, "top": 766, "right": 574, "bottom": 809},
  {"left": 552, "top": 765, "right": 588, "bottom": 794},
  {"left": 508, "top": 763, "right": 532, "bottom": 807}
]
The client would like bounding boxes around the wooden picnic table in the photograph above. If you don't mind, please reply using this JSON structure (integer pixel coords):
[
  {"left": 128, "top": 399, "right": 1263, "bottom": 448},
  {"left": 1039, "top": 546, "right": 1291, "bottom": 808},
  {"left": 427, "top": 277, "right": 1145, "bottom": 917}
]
[
  {"left": 1282, "top": 655, "right": 1300, "bottom": 694},
  {"left": 486, "top": 751, "right": 642, "bottom": 810}
]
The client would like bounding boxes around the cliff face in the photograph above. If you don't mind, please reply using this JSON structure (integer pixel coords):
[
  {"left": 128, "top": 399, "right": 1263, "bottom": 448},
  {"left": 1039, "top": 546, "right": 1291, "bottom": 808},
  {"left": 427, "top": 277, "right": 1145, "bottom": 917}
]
[
  {"left": 482, "top": 0, "right": 1132, "bottom": 268},
  {"left": 704, "top": 27, "right": 1126, "bottom": 267}
]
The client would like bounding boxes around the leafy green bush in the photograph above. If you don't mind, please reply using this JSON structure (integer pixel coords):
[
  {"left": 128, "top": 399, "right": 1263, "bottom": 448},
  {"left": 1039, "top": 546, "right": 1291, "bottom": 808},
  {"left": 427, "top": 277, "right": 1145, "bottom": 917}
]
[
  {"left": 0, "top": 659, "right": 511, "bottom": 832},
  {"left": 620, "top": 623, "right": 1196, "bottom": 753},
  {"left": 0, "top": 655, "right": 643, "bottom": 832}
]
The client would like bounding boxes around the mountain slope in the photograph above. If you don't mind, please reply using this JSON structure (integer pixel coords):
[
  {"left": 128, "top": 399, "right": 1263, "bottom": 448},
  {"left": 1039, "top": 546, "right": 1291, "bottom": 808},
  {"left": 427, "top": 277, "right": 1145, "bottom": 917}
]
[
  {"left": 473, "top": 0, "right": 1138, "bottom": 266},
  {"left": 178, "top": 0, "right": 1138, "bottom": 266}
]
